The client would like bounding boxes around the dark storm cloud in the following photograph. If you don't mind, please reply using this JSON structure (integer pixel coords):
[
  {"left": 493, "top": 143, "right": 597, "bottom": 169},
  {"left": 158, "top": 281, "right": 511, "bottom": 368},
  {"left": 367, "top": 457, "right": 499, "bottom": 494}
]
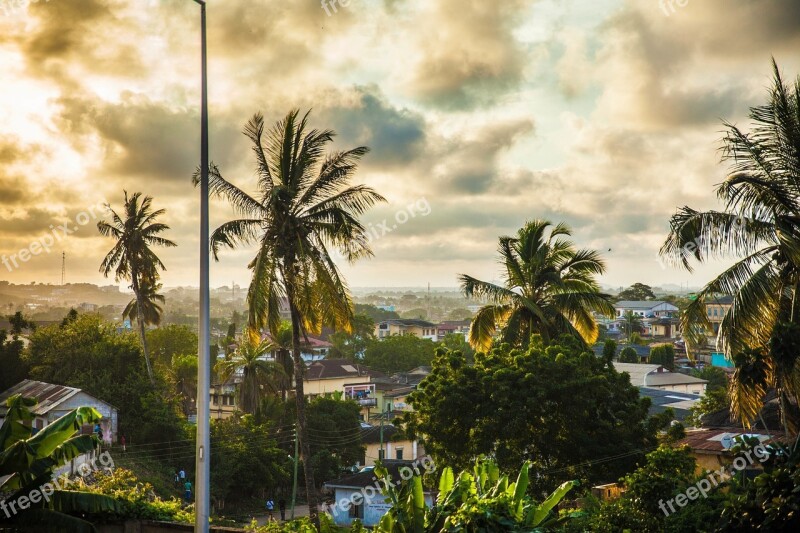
[{"left": 319, "top": 86, "right": 427, "bottom": 168}]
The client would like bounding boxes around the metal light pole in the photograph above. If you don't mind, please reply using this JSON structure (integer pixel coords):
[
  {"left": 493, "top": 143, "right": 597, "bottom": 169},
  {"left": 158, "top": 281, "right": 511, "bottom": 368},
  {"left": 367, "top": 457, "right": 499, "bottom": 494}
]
[
  {"left": 290, "top": 426, "right": 299, "bottom": 519},
  {"left": 193, "top": 1, "right": 210, "bottom": 532}
]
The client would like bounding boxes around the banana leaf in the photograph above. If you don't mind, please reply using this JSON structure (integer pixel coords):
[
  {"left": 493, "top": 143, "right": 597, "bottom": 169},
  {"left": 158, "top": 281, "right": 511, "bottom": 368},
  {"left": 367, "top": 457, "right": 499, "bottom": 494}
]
[
  {"left": 527, "top": 479, "right": 578, "bottom": 527},
  {"left": 0, "top": 396, "right": 36, "bottom": 451}
]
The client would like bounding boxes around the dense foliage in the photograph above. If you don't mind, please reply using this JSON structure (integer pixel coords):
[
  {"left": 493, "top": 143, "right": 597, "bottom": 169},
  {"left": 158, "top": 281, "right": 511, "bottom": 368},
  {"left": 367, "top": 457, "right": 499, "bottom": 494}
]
[
  {"left": 649, "top": 344, "right": 675, "bottom": 370},
  {"left": 618, "top": 346, "right": 639, "bottom": 363},
  {"left": 363, "top": 334, "right": 437, "bottom": 374},
  {"left": 403, "top": 337, "right": 658, "bottom": 492},
  {"left": 25, "top": 312, "right": 186, "bottom": 444}
]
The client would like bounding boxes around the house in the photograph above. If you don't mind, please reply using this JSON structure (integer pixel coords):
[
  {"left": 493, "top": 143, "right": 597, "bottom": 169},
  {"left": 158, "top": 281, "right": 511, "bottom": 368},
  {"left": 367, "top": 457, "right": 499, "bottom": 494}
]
[
  {"left": 704, "top": 295, "right": 733, "bottom": 344},
  {"left": 210, "top": 380, "right": 238, "bottom": 420},
  {"left": 647, "top": 317, "right": 681, "bottom": 339},
  {"left": 344, "top": 381, "right": 408, "bottom": 421},
  {"left": 374, "top": 319, "right": 437, "bottom": 340},
  {"left": 360, "top": 424, "right": 424, "bottom": 466},
  {"left": 390, "top": 367, "right": 432, "bottom": 387},
  {"left": 304, "top": 359, "right": 385, "bottom": 397},
  {"left": 324, "top": 460, "right": 436, "bottom": 527},
  {"left": 638, "top": 387, "right": 701, "bottom": 422},
  {"left": 677, "top": 428, "right": 784, "bottom": 474},
  {"left": 434, "top": 320, "right": 470, "bottom": 341},
  {"left": 0, "top": 380, "right": 118, "bottom": 444},
  {"left": 614, "top": 301, "right": 678, "bottom": 318},
  {"left": 614, "top": 363, "right": 707, "bottom": 394}
]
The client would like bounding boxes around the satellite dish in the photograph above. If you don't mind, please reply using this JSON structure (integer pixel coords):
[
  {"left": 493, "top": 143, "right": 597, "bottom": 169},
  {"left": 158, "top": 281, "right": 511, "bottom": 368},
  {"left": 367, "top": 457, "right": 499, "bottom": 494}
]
[{"left": 721, "top": 435, "right": 733, "bottom": 450}]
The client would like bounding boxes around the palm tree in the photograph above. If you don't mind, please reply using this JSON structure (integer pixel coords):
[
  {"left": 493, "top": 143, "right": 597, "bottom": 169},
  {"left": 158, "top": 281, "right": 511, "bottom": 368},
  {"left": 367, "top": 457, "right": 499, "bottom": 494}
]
[
  {"left": 98, "top": 192, "right": 176, "bottom": 385},
  {"left": 460, "top": 220, "right": 615, "bottom": 352},
  {"left": 660, "top": 60, "right": 800, "bottom": 430},
  {"left": 196, "top": 109, "right": 385, "bottom": 521},
  {"left": 622, "top": 311, "right": 644, "bottom": 343},
  {"left": 122, "top": 280, "right": 165, "bottom": 327},
  {"left": 216, "top": 329, "right": 285, "bottom": 415}
]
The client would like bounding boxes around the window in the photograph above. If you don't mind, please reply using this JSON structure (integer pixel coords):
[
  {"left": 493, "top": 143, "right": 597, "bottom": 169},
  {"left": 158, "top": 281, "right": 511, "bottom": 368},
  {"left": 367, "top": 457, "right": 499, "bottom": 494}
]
[
  {"left": 349, "top": 501, "right": 364, "bottom": 519},
  {"left": 396, "top": 448, "right": 404, "bottom": 460}
]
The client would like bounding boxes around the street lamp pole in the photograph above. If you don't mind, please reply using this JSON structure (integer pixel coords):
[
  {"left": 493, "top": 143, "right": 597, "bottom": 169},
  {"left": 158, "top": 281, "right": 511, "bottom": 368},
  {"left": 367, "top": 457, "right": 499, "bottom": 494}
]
[{"left": 193, "top": 1, "right": 210, "bottom": 532}]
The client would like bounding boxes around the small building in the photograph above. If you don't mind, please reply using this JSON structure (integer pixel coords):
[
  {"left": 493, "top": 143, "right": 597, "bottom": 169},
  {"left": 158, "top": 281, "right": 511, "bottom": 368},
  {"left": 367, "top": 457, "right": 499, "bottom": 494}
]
[
  {"left": 0, "top": 380, "right": 118, "bottom": 444},
  {"left": 324, "top": 460, "right": 436, "bottom": 527},
  {"left": 304, "top": 359, "right": 385, "bottom": 397},
  {"left": 210, "top": 380, "right": 238, "bottom": 420},
  {"left": 374, "top": 319, "right": 437, "bottom": 340},
  {"left": 591, "top": 483, "right": 625, "bottom": 502},
  {"left": 615, "top": 363, "right": 707, "bottom": 394},
  {"left": 360, "top": 424, "right": 424, "bottom": 466},
  {"left": 614, "top": 301, "right": 679, "bottom": 318},
  {"left": 677, "top": 429, "right": 784, "bottom": 474}
]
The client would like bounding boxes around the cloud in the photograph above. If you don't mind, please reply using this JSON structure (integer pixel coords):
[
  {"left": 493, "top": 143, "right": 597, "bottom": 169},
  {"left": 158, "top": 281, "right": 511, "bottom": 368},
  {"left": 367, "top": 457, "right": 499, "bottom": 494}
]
[{"left": 403, "top": 0, "right": 534, "bottom": 109}]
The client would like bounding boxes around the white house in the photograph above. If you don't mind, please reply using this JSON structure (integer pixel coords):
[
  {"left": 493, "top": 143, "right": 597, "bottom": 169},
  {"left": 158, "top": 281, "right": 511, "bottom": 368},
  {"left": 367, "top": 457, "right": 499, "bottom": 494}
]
[
  {"left": 0, "top": 380, "right": 118, "bottom": 444},
  {"left": 325, "top": 461, "right": 436, "bottom": 527},
  {"left": 614, "top": 301, "right": 678, "bottom": 318}
]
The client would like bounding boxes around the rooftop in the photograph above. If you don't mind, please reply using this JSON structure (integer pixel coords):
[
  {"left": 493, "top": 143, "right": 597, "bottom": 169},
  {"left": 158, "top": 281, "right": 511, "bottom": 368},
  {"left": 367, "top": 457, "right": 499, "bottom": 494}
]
[
  {"left": 678, "top": 428, "right": 784, "bottom": 454},
  {"left": 614, "top": 363, "right": 708, "bottom": 387},
  {"left": 379, "top": 319, "right": 437, "bottom": 328},
  {"left": 638, "top": 387, "right": 700, "bottom": 421},
  {"left": 614, "top": 300, "right": 677, "bottom": 310},
  {"left": 0, "top": 379, "right": 81, "bottom": 417},
  {"left": 305, "top": 359, "right": 384, "bottom": 381},
  {"left": 324, "top": 460, "right": 432, "bottom": 490}
]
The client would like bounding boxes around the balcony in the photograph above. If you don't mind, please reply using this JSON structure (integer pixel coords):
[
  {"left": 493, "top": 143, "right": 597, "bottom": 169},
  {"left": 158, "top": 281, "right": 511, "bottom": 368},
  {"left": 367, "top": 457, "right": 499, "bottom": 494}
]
[{"left": 356, "top": 398, "right": 377, "bottom": 407}]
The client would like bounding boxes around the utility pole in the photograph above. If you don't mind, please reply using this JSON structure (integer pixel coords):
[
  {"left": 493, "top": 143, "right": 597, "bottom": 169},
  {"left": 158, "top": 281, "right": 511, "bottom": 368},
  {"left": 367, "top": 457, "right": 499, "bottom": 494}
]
[
  {"left": 192, "top": 1, "right": 210, "bottom": 532},
  {"left": 61, "top": 252, "right": 65, "bottom": 285},
  {"left": 379, "top": 403, "right": 389, "bottom": 461},
  {"left": 291, "top": 425, "right": 299, "bottom": 519}
]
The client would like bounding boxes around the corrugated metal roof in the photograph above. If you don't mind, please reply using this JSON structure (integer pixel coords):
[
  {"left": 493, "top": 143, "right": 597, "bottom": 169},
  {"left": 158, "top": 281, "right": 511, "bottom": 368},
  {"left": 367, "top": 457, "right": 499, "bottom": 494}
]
[{"left": 0, "top": 379, "right": 81, "bottom": 417}]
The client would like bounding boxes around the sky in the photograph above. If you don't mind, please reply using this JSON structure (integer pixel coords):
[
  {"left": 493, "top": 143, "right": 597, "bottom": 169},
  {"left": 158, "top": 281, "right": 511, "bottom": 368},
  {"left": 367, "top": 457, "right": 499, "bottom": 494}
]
[{"left": 1, "top": 0, "right": 799, "bottom": 291}]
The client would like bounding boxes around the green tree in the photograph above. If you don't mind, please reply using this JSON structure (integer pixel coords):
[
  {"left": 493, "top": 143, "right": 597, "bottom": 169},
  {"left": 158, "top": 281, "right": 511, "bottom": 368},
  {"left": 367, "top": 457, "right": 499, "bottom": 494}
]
[
  {"left": 97, "top": 191, "right": 177, "bottom": 384},
  {"left": 216, "top": 330, "right": 285, "bottom": 415},
  {"left": 602, "top": 339, "right": 617, "bottom": 362},
  {"left": 199, "top": 109, "right": 384, "bottom": 521},
  {"left": 0, "top": 330, "right": 28, "bottom": 391},
  {"left": 619, "top": 346, "right": 639, "bottom": 363},
  {"left": 363, "top": 335, "right": 437, "bottom": 374},
  {"left": 328, "top": 313, "right": 375, "bottom": 361},
  {"left": 690, "top": 366, "right": 729, "bottom": 391},
  {"left": 617, "top": 283, "right": 657, "bottom": 301},
  {"left": 685, "top": 387, "right": 728, "bottom": 427},
  {"left": 304, "top": 396, "right": 364, "bottom": 485},
  {"left": 147, "top": 324, "right": 199, "bottom": 367},
  {"left": 210, "top": 416, "right": 290, "bottom": 509},
  {"left": 660, "top": 62, "right": 800, "bottom": 429},
  {"left": 403, "top": 337, "right": 656, "bottom": 492},
  {"left": 26, "top": 313, "right": 185, "bottom": 444},
  {"left": 171, "top": 354, "right": 198, "bottom": 417},
  {"left": 439, "top": 333, "right": 475, "bottom": 362},
  {"left": 622, "top": 311, "right": 643, "bottom": 343},
  {"left": 355, "top": 303, "right": 399, "bottom": 322},
  {"left": 460, "top": 220, "right": 614, "bottom": 352},
  {"left": 649, "top": 344, "right": 675, "bottom": 370},
  {"left": 447, "top": 308, "right": 473, "bottom": 321}
]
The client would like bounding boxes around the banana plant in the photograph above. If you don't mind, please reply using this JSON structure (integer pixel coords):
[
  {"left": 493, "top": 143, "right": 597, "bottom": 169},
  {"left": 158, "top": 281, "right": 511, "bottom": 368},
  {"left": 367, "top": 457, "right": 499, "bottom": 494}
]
[
  {"left": 0, "top": 394, "right": 120, "bottom": 532},
  {"left": 375, "top": 458, "right": 578, "bottom": 532}
]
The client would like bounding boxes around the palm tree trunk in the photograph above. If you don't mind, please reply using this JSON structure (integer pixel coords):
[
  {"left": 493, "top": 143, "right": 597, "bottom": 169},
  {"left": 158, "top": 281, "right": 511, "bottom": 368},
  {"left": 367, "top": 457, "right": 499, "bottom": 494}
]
[
  {"left": 287, "top": 292, "right": 319, "bottom": 527},
  {"left": 132, "top": 275, "right": 155, "bottom": 385}
]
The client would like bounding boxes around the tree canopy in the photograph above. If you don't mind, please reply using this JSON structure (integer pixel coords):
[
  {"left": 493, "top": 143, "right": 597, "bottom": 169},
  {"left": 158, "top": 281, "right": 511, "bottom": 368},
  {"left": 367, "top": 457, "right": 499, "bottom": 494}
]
[
  {"left": 403, "top": 335, "right": 658, "bottom": 492},
  {"left": 362, "top": 334, "right": 436, "bottom": 374},
  {"left": 617, "top": 283, "right": 657, "bottom": 301}
]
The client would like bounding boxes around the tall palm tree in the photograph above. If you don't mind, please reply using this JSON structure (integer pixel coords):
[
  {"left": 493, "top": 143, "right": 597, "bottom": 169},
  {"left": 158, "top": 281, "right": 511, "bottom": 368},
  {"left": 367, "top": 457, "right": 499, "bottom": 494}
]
[
  {"left": 216, "top": 329, "right": 285, "bottom": 415},
  {"left": 196, "top": 109, "right": 385, "bottom": 521},
  {"left": 660, "top": 60, "right": 800, "bottom": 430},
  {"left": 98, "top": 191, "right": 176, "bottom": 384},
  {"left": 622, "top": 311, "right": 644, "bottom": 343},
  {"left": 460, "top": 220, "right": 615, "bottom": 352},
  {"left": 122, "top": 280, "right": 165, "bottom": 327}
]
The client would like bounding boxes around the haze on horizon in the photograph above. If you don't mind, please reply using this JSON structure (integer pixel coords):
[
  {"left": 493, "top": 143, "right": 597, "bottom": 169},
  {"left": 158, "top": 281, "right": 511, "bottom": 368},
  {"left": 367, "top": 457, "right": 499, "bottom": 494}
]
[{"left": 1, "top": 0, "right": 799, "bottom": 292}]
